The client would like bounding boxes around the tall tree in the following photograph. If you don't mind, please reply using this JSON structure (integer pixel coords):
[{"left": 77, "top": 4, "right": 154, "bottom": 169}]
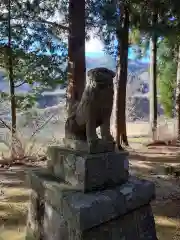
[
  {"left": 129, "top": 1, "right": 180, "bottom": 140},
  {"left": 115, "top": 2, "right": 129, "bottom": 147},
  {"left": 0, "top": 0, "right": 68, "bottom": 126},
  {"left": 86, "top": 0, "right": 131, "bottom": 147},
  {"left": 149, "top": 9, "right": 158, "bottom": 140},
  {"left": 7, "top": 0, "right": 16, "bottom": 135},
  {"left": 158, "top": 37, "right": 177, "bottom": 118},
  {"left": 66, "top": 0, "right": 86, "bottom": 115},
  {"left": 169, "top": 1, "right": 180, "bottom": 139},
  {"left": 176, "top": 46, "right": 180, "bottom": 139}
]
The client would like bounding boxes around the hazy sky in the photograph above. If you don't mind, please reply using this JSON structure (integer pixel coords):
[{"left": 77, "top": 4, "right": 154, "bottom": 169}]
[
  {"left": 85, "top": 35, "right": 149, "bottom": 63},
  {"left": 86, "top": 37, "right": 104, "bottom": 53}
]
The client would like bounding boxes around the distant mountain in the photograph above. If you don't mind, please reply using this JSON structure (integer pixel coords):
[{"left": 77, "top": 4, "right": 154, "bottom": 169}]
[
  {"left": 0, "top": 55, "right": 149, "bottom": 94},
  {"left": 0, "top": 54, "right": 158, "bottom": 120},
  {"left": 86, "top": 55, "right": 116, "bottom": 71},
  {"left": 86, "top": 55, "right": 149, "bottom": 74},
  {"left": 86, "top": 55, "right": 164, "bottom": 121},
  {"left": 0, "top": 53, "right": 165, "bottom": 122}
]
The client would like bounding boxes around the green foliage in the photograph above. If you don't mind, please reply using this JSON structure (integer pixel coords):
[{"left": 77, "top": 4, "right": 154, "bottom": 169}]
[
  {"left": 158, "top": 63, "right": 176, "bottom": 117},
  {"left": 129, "top": 0, "right": 180, "bottom": 61},
  {"left": 85, "top": 0, "right": 171, "bottom": 58},
  {"left": 16, "top": 94, "right": 37, "bottom": 111},
  {"left": 158, "top": 38, "right": 177, "bottom": 117},
  {"left": 0, "top": 0, "right": 68, "bottom": 111}
]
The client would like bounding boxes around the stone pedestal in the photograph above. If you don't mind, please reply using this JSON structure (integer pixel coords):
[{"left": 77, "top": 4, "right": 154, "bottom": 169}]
[
  {"left": 47, "top": 145, "right": 129, "bottom": 192},
  {"left": 26, "top": 145, "right": 157, "bottom": 240}
]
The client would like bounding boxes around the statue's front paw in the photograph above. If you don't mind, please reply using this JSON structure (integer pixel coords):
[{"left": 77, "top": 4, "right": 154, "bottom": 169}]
[
  {"left": 103, "top": 135, "right": 114, "bottom": 143},
  {"left": 88, "top": 138, "right": 99, "bottom": 147},
  {"left": 87, "top": 139, "right": 99, "bottom": 153}
]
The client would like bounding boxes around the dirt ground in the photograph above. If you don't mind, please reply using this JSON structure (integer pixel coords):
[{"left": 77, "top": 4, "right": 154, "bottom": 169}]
[
  {"left": 129, "top": 143, "right": 180, "bottom": 240},
  {"left": 0, "top": 141, "right": 180, "bottom": 239}
]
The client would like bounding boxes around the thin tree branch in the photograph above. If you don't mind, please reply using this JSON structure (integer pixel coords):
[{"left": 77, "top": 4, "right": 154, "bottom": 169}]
[
  {"left": 0, "top": 118, "right": 11, "bottom": 130},
  {"left": 29, "top": 114, "right": 54, "bottom": 140},
  {"left": 34, "top": 18, "right": 69, "bottom": 31},
  {"left": 0, "top": 16, "right": 69, "bottom": 31},
  {"left": 15, "top": 80, "right": 26, "bottom": 88}
]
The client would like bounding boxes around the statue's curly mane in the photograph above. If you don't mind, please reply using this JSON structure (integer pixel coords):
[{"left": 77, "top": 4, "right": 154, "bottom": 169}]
[
  {"left": 86, "top": 67, "right": 116, "bottom": 88},
  {"left": 65, "top": 67, "right": 115, "bottom": 145}
]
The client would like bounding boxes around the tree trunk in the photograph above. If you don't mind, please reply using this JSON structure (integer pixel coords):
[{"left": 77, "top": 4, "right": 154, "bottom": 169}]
[
  {"left": 8, "top": 0, "right": 16, "bottom": 135},
  {"left": 66, "top": 0, "right": 86, "bottom": 116},
  {"left": 176, "top": 45, "right": 180, "bottom": 139},
  {"left": 115, "top": 5, "right": 129, "bottom": 148},
  {"left": 149, "top": 12, "right": 158, "bottom": 141}
]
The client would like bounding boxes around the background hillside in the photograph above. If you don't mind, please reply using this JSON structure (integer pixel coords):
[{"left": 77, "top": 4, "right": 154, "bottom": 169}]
[{"left": 0, "top": 54, "right": 163, "bottom": 121}]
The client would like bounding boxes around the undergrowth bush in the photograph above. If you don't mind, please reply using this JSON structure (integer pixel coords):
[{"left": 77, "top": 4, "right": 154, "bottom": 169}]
[
  {"left": 0, "top": 104, "right": 65, "bottom": 166},
  {"left": 149, "top": 116, "right": 177, "bottom": 141}
]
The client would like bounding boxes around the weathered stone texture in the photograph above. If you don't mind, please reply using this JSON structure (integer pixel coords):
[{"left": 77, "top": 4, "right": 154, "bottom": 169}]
[
  {"left": 83, "top": 205, "right": 157, "bottom": 240},
  {"left": 65, "top": 67, "right": 116, "bottom": 152},
  {"left": 43, "top": 202, "right": 68, "bottom": 240},
  {"left": 26, "top": 66, "right": 157, "bottom": 239},
  {"left": 26, "top": 142, "right": 157, "bottom": 240},
  {"left": 26, "top": 170, "right": 157, "bottom": 240},
  {"left": 62, "top": 138, "right": 115, "bottom": 154},
  {"left": 26, "top": 191, "right": 40, "bottom": 240},
  {"left": 47, "top": 146, "right": 129, "bottom": 192},
  {"left": 26, "top": 190, "right": 44, "bottom": 240},
  {"left": 61, "top": 176, "right": 155, "bottom": 231}
]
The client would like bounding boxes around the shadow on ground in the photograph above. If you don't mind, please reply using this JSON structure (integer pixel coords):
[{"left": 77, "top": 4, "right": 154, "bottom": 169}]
[
  {"left": 0, "top": 203, "right": 27, "bottom": 226},
  {"left": 130, "top": 151, "right": 180, "bottom": 163},
  {"left": 0, "top": 152, "right": 180, "bottom": 239},
  {"left": 128, "top": 147, "right": 180, "bottom": 239},
  {"left": 0, "top": 164, "right": 44, "bottom": 239}
]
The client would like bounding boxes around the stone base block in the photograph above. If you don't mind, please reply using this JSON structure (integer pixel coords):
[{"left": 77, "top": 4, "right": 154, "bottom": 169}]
[
  {"left": 62, "top": 138, "right": 115, "bottom": 154},
  {"left": 83, "top": 204, "right": 157, "bottom": 240},
  {"left": 25, "top": 171, "right": 157, "bottom": 240},
  {"left": 42, "top": 203, "right": 157, "bottom": 240},
  {"left": 47, "top": 145, "right": 129, "bottom": 192}
]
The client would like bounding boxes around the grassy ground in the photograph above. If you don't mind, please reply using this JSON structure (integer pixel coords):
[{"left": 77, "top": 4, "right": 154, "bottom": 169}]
[
  {"left": 0, "top": 167, "right": 29, "bottom": 240},
  {"left": 129, "top": 142, "right": 180, "bottom": 239},
  {"left": 1, "top": 139, "right": 180, "bottom": 239}
]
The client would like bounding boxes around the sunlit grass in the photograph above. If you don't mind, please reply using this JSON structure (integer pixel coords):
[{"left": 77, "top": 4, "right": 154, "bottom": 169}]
[
  {"left": 0, "top": 144, "right": 180, "bottom": 239},
  {"left": 0, "top": 228, "right": 25, "bottom": 240},
  {"left": 1, "top": 188, "right": 180, "bottom": 240},
  {"left": 0, "top": 186, "right": 29, "bottom": 240},
  {"left": 128, "top": 136, "right": 150, "bottom": 143},
  {"left": 155, "top": 216, "right": 180, "bottom": 240}
]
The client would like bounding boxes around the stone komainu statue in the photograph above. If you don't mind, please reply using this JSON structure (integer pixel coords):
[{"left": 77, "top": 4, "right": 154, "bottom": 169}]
[{"left": 65, "top": 67, "right": 115, "bottom": 147}]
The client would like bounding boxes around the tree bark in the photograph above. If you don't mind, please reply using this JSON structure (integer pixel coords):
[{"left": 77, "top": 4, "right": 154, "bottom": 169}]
[
  {"left": 176, "top": 45, "right": 180, "bottom": 139},
  {"left": 66, "top": 0, "right": 86, "bottom": 116},
  {"left": 149, "top": 12, "right": 158, "bottom": 141},
  {"left": 115, "top": 5, "right": 129, "bottom": 148},
  {"left": 8, "top": 0, "right": 16, "bottom": 135}
]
